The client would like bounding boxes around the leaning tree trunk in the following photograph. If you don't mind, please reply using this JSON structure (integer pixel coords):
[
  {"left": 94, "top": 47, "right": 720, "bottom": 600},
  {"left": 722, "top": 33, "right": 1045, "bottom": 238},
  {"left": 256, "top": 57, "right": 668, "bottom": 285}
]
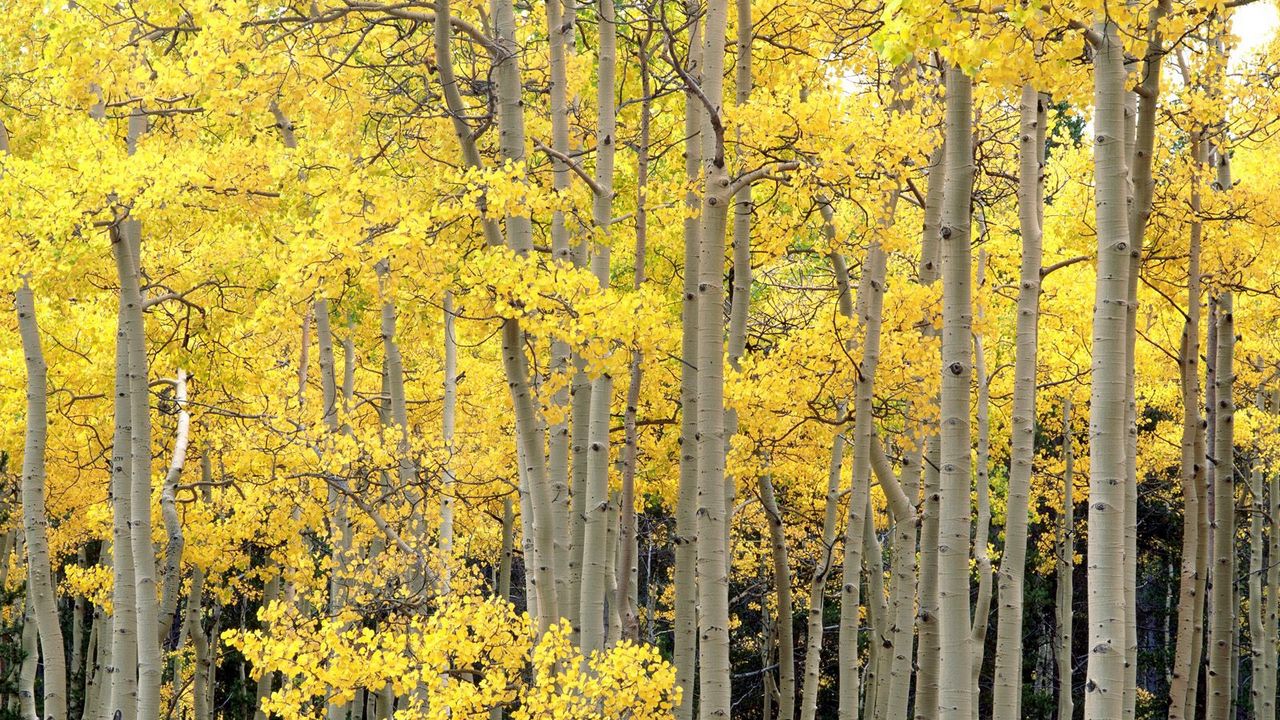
[
  {"left": 759, "top": 470, "right": 796, "bottom": 720},
  {"left": 837, "top": 224, "right": 890, "bottom": 720},
  {"left": 16, "top": 281, "right": 68, "bottom": 720},
  {"left": 870, "top": 436, "right": 919, "bottom": 720},
  {"left": 1083, "top": 18, "right": 1132, "bottom": 720},
  {"left": 937, "top": 64, "right": 975, "bottom": 720}
]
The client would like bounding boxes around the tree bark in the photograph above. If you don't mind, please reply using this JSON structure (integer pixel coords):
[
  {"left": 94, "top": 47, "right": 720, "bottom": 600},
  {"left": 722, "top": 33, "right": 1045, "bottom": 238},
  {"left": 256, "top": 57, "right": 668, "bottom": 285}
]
[
  {"left": 1083, "top": 19, "right": 1132, "bottom": 720},
  {"left": 937, "top": 64, "right": 974, "bottom": 720},
  {"left": 158, "top": 369, "right": 190, "bottom": 648},
  {"left": 991, "top": 82, "right": 1046, "bottom": 720},
  {"left": 1206, "top": 292, "right": 1235, "bottom": 720},
  {"left": 693, "top": 0, "right": 733, "bottom": 709},
  {"left": 16, "top": 281, "right": 68, "bottom": 720},
  {"left": 759, "top": 470, "right": 795, "bottom": 720},
  {"left": 1168, "top": 133, "right": 1205, "bottom": 720},
  {"left": 1057, "top": 398, "right": 1075, "bottom": 720},
  {"left": 672, "top": 10, "right": 704, "bottom": 717}
]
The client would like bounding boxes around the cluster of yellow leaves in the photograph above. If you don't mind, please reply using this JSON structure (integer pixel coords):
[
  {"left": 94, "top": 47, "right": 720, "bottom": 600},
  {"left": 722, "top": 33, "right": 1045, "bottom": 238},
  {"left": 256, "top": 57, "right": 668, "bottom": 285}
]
[{"left": 226, "top": 593, "right": 679, "bottom": 720}]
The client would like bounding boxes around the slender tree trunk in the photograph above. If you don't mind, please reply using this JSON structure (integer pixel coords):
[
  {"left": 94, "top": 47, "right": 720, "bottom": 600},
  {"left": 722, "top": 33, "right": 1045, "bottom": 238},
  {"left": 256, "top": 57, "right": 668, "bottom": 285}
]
[
  {"left": 837, "top": 234, "right": 890, "bottom": 720},
  {"left": 1121, "top": 13, "right": 1165, "bottom": 716},
  {"left": 693, "top": 0, "right": 733, "bottom": 708},
  {"left": 1057, "top": 398, "right": 1075, "bottom": 720},
  {"left": 20, "top": 588, "right": 38, "bottom": 720},
  {"left": 441, "top": 292, "right": 457, "bottom": 589},
  {"left": 992, "top": 81, "right": 1046, "bottom": 720},
  {"left": 617, "top": 37, "right": 652, "bottom": 642},
  {"left": 544, "top": 0, "right": 577, "bottom": 632},
  {"left": 863, "top": 505, "right": 887, "bottom": 720},
  {"left": 1261, "top": 399, "right": 1280, "bottom": 720},
  {"left": 672, "top": 11, "right": 703, "bottom": 716},
  {"left": 183, "top": 471, "right": 213, "bottom": 720},
  {"left": 578, "top": 0, "right": 619, "bottom": 653},
  {"left": 16, "top": 281, "right": 68, "bottom": 720},
  {"left": 1207, "top": 292, "right": 1235, "bottom": 720},
  {"left": 106, "top": 183, "right": 140, "bottom": 720},
  {"left": 1169, "top": 135, "right": 1205, "bottom": 720},
  {"left": 937, "top": 64, "right": 975, "bottom": 720},
  {"left": 870, "top": 437, "right": 919, "bottom": 720},
  {"left": 759, "top": 470, "right": 795, "bottom": 720},
  {"left": 1249, "top": 391, "right": 1266, "bottom": 720},
  {"left": 970, "top": 293, "right": 993, "bottom": 715},
  {"left": 115, "top": 117, "right": 164, "bottom": 716},
  {"left": 1084, "top": 19, "right": 1132, "bottom": 720},
  {"left": 914, "top": 134, "right": 946, "bottom": 720},
  {"left": 158, "top": 369, "right": 190, "bottom": 648},
  {"left": 799, "top": 430, "right": 845, "bottom": 720},
  {"left": 253, "top": 574, "right": 279, "bottom": 720}
]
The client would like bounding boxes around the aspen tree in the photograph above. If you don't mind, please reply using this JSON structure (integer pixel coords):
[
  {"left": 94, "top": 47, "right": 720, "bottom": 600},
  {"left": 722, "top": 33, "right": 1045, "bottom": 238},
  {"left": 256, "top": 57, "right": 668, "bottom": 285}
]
[
  {"left": 693, "top": 0, "right": 735, "bottom": 708},
  {"left": 970, "top": 253, "right": 993, "bottom": 710},
  {"left": 544, "top": 0, "right": 577, "bottom": 629},
  {"left": 723, "top": 0, "right": 754, "bottom": 587},
  {"left": 1249, "top": 390, "right": 1268, "bottom": 720},
  {"left": 799, "top": 430, "right": 845, "bottom": 720},
  {"left": 578, "top": 0, "right": 619, "bottom": 654},
  {"left": 1169, "top": 133, "right": 1206, "bottom": 720},
  {"left": 617, "top": 34, "right": 654, "bottom": 642},
  {"left": 16, "top": 281, "right": 67, "bottom": 720},
  {"left": 435, "top": 0, "right": 559, "bottom": 629},
  {"left": 442, "top": 292, "right": 458, "bottom": 586},
  {"left": 1084, "top": 17, "right": 1132, "bottom": 720},
  {"left": 157, "top": 369, "right": 190, "bottom": 646},
  {"left": 914, "top": 136, "right": 946, "bottom": 720},
  {"left": 106, "top": 177, "right": 140, "bottom": 720},
  {"left": 837, "top": 220, "right": 889, "bottom": 720},
  {"left": 20, "top": 585, "right": 38, "bottom": 720},
  {"left": 937, "top": 64, "right": 974, "bottom": 720},
  {"left": 118, "top": 109, "right": 163, "bottom": 719},
  {"left": 759, "top": 469, "right": 795, "bottom": 720},
  {"left": 672, "top": 9, "right": 704, "bottom": 717},
  {"left": 1207, "top": 291, "right": 1235, "bottom": 720},
  {"left": 991, "top": 81, "right": 1046, "bottom": 720},
  {"left": 870, "top": 436, "right": 919, "bottom": 720},
  {"left": 1058, "top": 398, "right": 1075, "bottom": 720},
  {"left": 1260, "top": 392, "right": 1280, "bottom": 720},
  {"left": 1121, "top": 11, "right": 1167, "bottom": 714}
]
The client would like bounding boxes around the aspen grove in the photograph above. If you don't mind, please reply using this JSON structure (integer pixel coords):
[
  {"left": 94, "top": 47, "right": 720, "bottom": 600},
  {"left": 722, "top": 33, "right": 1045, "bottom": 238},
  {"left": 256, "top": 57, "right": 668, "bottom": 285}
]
[{"left": 7, "top": 0, "right": 1280, "bottom": 719}]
